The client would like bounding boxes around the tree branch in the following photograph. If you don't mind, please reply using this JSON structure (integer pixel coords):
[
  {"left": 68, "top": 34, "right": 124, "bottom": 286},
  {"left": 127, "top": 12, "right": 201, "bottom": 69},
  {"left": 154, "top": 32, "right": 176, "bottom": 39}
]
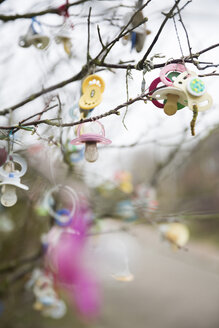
[
  {"left": 87, "top": 7, "right": 92, "bottom": 66},
  {"left": 0, "top": 0, "right": 90, "bottom": 22},
  {"left": 1, "top": 41, "right": 218, "bottom": 116},
  {"left": 0, "top": 90, "right": 156, "bottom": 130},
  {"left": 0, "top": 66, "right": 88, "bottom": 115},
  {"left": 137, "top": 0, "right": 182, "bottom": 69},
  {"left": 94, "top": 0, "right": 152, "bottom": 62}
]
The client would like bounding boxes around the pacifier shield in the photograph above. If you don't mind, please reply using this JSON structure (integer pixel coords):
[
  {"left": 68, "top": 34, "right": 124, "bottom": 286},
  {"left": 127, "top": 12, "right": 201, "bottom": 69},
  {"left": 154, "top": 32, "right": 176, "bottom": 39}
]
[
  {"left": 79, "top": 85, "right": 102, "bottom": 110},
  {"left": 82, "top": 74, "right": 105, "bottom": 93},
  {"left": 187, "top": 77, "right": 206, "bottom": 97}
]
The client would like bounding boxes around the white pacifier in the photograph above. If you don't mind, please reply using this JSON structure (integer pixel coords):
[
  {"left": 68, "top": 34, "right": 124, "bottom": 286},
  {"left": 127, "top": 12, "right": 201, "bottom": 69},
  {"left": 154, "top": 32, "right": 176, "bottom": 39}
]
[
  {"left": 152, "top": 87, "right": 188, "bottom": 116},
  {"left": 19, "top": 19, "right": 50, "bottom": 50},
  {"left": 173, "top": 71, "right": 213, "bottom": 111},
  {"left": 0, "top": 154, "right": 29, "bottom": 207}
]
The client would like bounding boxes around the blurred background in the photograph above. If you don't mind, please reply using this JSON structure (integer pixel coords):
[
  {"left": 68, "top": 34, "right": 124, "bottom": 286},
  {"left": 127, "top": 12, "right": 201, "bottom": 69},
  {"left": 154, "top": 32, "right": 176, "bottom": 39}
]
[{"left": 0, "top": 0, "right": 219, "bottom": 327}]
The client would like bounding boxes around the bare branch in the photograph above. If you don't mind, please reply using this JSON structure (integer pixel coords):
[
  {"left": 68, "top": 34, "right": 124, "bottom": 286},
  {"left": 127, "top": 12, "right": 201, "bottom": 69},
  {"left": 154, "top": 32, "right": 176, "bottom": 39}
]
[
  {"left": 0, "top": 66, "right": 88, "bottom": 115},
  {"left": 176, "top": 2, "right": 195, "bottom": 66},
  {"left": 94, "top": 0, "right": 152, "bottom": 62},
  {"left": 137, "top": 0, "right": 182, "bottom": 69},
  {"left": 0, "top": 90, "right": 155, "bottom": 130},
  {"left": 0, "top": 0, "right": 90, "bottom": 22},
  {"left": 87, "top": 7, "right": 92, "bottom": 66},
  {"left": 97, "top": 24, "right": 105, "bottom": 48}
]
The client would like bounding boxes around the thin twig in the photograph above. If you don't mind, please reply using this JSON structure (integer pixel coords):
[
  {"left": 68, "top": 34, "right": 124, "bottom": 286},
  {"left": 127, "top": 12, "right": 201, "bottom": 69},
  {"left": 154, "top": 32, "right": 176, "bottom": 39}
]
[
  {"left": 97, "top": 25, "right": 105, "bottom": 48},
  {"left": 176, "top": 2, "right": 195, "bottom": 66},
  {"left": 0, "top": 91, "right": 154, "bottom": 130},
  {"left": 0, "top": 0, "right": 90, "bottom": 22},
  {"left": 19, "top": 104, "right": 58, "bottom": 125},
  {"left": 87, "top": 7, "right": 92, "bottom": 66},
  {"left": 95, "top": 0, "right": 152, "bottom": 62},
  {"left": 137, "top": 0, "right": 182, "bottom": 69},
  {"left": 0, "top": 66, "right": 88, "bottom": 115},
  {"left": 0, "top": 41, "right": 218, "bottom": 116}
]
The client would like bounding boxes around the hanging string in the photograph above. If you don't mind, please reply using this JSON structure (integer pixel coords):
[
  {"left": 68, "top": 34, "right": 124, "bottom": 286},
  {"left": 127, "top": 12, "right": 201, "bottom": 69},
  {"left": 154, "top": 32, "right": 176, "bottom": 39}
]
[
  {"left": 8, "top": 130, "right": 14, "bottom": 158},
  {"left": 31, "top": 17, "right": 43, "bottom": 34},
  {"left": 172, "top": 15, "right": 188, "bottom": 71}
]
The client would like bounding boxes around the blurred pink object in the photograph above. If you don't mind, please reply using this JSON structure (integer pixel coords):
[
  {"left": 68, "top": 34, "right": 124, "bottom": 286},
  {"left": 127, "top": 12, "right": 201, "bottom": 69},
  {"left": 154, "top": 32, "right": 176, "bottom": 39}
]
[
  {"left": 0, "top": 148, "right": 7, "bottom": 167},
  {"left": 44, "top": 206, "right": 101, "bottom": 318}
]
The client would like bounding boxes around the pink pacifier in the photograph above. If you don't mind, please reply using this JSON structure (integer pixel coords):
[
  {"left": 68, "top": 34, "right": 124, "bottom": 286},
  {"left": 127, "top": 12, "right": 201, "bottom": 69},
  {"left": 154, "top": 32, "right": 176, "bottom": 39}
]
[
  {"left": 71, "top": 121, "right": 111, "bottom": 162},
  {"left": 160, "top": 63, "right": 186, "bottom": 87}
]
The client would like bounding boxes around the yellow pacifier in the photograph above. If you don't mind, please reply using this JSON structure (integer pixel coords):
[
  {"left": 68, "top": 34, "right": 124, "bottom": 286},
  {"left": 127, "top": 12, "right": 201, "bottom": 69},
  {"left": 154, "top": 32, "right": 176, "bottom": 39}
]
[{"left": 79, "top": 74, "right": 105, "bottom": 110}]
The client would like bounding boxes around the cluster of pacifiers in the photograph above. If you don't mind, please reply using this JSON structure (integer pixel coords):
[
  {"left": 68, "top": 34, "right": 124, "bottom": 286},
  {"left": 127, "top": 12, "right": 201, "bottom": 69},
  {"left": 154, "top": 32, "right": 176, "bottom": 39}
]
[
  {"left": 26, "top": 269, "right": 66, "bottom": 319},
  {"left": 149, "top": 64, "right": 213, "bottom": 116},
  {"left": 19, "top": 17, "right": 73, "bottom": 55},
  {"left": 0, "top": 153, "right": 28, "bottom": 207},
  {"left": 70, "top": 74, "right": 111, "bottom": 163}
]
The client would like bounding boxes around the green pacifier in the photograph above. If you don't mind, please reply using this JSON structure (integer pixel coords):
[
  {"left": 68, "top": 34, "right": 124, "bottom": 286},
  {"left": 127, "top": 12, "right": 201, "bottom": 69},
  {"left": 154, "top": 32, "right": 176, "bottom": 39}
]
[{"left": 163, "top": 72, "right": 186, "bottom": 110}]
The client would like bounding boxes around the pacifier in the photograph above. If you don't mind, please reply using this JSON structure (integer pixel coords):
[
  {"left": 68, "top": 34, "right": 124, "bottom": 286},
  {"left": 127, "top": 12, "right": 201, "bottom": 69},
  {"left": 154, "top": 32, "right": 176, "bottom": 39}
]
[
  {"left": 55, "top": 22, "right": 72, "bottom": 56},
  {"left": 112, "top": 270, "right": 134, "bottom": 282},
  {"left": 69, "top": 144, "right": 85, "bottom": 163},
  {"left": 68, "top": 104, "right": 80, "bottom": 121},
  {"left": 173, "top": 71, "right": 213, "bottom": 111},
  {"left": 33, "top": 276, "right": 55, "bottom": 299},
  {"left": 44, "top": 184, "right": 77, "bottom": 226},
  {"left": 71, "top": 121, "right": 111, "bottom": 162},
  {"left": 115, "top": 200, "right": 136, "bottom": 222},
  {"left": 122, "top": 11, "right": 150, "bottom": 52},
  {"left": 160, "top": 63, "right": 187, "bottom": 87},
  {"left": 0, "top": 154, "right": 28, "bottom": 207},
  {"left": 19, "top": 18, "right": 50, "bottom": 50},
  {"left": 160, "top": 222, "right": 189, "bottom": 248},
  {"left": 152, "top": 86, "right": 188, "bottom": 116},
  {"left": 79, "top": 75, "right": 105, "bottom": 111},
  {"left": 110, "top": 240, "right": 134, "bottom": 282},
  {"left": 149, "top": 64, "right": 188, "bottom": 116},
  {"left": 42, "top": 299, "right": 67, "bottom": 319},
  {"left": 31, "top": 270, "right": 67, "bottom": 319}
]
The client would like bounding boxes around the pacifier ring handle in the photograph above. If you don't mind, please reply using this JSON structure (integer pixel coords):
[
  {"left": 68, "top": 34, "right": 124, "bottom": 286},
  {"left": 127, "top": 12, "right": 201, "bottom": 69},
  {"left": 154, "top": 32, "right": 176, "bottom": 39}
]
[
  {"left": 0, "top": 154, "right": 27, "bottom": 178},
  {"left": 149, "top": 77, "right": 164, "bottom": 108},
  {"left": 44, "top": 184, "right": 77, "bottom": 224},
  {"left": 77, "top": 121, "right": 106, "bottom": 138},
  {"left": 149, "top": 77, "right": 171, "bottom": 109},
  {"left": 160, "top": 64, "right": 186, "bottom": 87}
]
